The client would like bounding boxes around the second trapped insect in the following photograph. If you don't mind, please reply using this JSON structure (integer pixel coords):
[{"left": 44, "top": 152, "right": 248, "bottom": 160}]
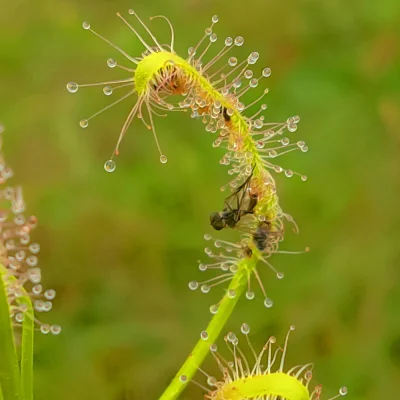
[{"left": 252, "top": 220, "right": 283, "bottom": 251}]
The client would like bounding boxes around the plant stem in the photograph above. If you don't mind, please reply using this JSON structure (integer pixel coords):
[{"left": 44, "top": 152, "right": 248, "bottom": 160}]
[
  {"left": 18, "top": 295, "right": 34, "bottom": 400},
  {"left": 0, "top": 265, "right": 22, "bottom": 400},
  {"left": 158, "top": 255, "right": 258, "bottom": 400}
]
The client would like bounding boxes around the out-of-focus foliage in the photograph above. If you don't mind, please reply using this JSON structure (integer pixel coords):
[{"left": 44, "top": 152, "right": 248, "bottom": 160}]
[{"left": 0, "top": 0, "right": 399, "bottom": 399}]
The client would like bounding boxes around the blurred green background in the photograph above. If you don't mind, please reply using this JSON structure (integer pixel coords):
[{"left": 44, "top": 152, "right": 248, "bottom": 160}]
[{"left": 1, "top": 0, "right": 400, "bottom": 399}]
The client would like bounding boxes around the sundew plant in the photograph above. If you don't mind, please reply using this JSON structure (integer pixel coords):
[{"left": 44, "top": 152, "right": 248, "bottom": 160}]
[
  {"left": 65, "top": 8, "right": 349, "bottom": 400},
  {"left": 0, "top": 126, "right": 61, "bottom": 400},
  {"left": 0, "top": 7, "right": 350, "bottom": 400}
]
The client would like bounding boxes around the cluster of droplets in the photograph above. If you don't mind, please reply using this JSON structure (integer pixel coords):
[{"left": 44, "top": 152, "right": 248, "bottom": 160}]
[
  {"left": 184, "top": 324, "right": 347, "bottom": 400},
  {"left": 0, "top": 128, "right": 61, "bottom": 336}
]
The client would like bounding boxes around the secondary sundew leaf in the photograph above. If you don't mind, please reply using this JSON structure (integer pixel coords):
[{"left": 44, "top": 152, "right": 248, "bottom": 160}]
[
  {"left": 0, "top": 129, "right": 61, "bottom": 337},
  {"left": 0, "top": 127, "right": 62, "bottom": 400},
  {"left": 195, "top": 324, "right": 348, "bottom": 400},
  {"left": 0, "top": 266, "right": 22, "bottom": 400}
]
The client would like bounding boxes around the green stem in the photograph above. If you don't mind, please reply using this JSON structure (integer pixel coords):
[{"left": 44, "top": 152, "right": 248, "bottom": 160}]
[
  {"left": 18, "top": 295, "right": 34, "bottom": 400},
  {"left": 159, "top": 255, "right": 258, "bottom": 400},
  {"left": 0, "top": 265, "right": 22, "bottom": 400}
]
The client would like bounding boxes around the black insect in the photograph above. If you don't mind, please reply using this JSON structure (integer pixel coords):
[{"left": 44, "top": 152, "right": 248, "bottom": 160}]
[
  {"left": 252, "top": 221, "right": 283, "bottom": 251},
  {"left": 210, "top": 170, "right": 257, "bottom": 231}
]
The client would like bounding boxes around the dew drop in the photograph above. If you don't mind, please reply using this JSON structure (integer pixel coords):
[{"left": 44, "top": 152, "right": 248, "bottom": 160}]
[
  {"left": 288, "top": 123, "right": 298, "bottom": 132},
  {"left": 29, "top": 243, "right": 40, "bottom": 254},
  {"left": 66, "top": 82, "right": 78, "bottom": 93},
  {"left": 204, "top": 233, "right": 212, "bottom": 241},
  {"left": 201, "top": 284, "right": 210, "bottom": 294},
  {"left": 44, "top": 289, "right": 56, "bottom": 300},
  {"left": 200, "top": 330, "right": 209, "bottom": 340},
  {"left": 339, "top": 387, "right": 348, "bottom": 396},
  {"left": 79, "top": 119, "right": 88, "bottom": 128},
  {"left": 241, "top": 323, "right": 250, "bottom": 334},
  {"left": 246, "top": 290, "right": 255, "bottom": 300},
  {"left": 221, "top": 263, "right": 229, "bottom": 271},
  {"left": 15, "top": 313, "right": 24, "bottom": 323},
  {"left": 225, "top": 37, "right": 233, "bottom": 46},
  {"left": 229, "top": 265, "right": 238, "bottom": 273},
  {"left": 160, "top": 155, "right": 168, "bottom": 164},
  {"left": 301, "top": 175, "right": 308, "bottom": 182},
  {"left": 82, "top": 21, "right": 91, "bottom": 30},
  {"left": 227, "top": 289, "right": 236, "bottom": 298},
  {"left": 264, "top": 298, "right": 274, "bottom": 308},
  {"left": 199, "top": 263, "right": 207, "bottom": 272},
  {"left": 107, "top": 58, "right": 117, "bottom": 68},
  {"left": 104, "top": 159, "right": 116, "bottom": 173},
  {"left": 262, "top": 67, "right": 271, "bottom": 77},
  {"left": 277, "top": 272, "right": 285, "bottom": 279},
  {"left": 234, "top": 36, "right": 244, "bottom": 46},
  {"left": 40, "top": 324, "right": 50, "bottom": 334},
  {"left": 50, "top": 325, "right": 62, "bottom": 335},
  {"left": 210, "top": 343, "right": 218, "bottom": 352},
  {"left": 26, "top": 256, "right": 38, "bottom": 267},
  {"left": 244, "top": 70, "right": 254, "bottom": 79},
  {"left": 188, "top": 281, "right": 199, "bottom": 290},
  {"left": 179, "top": 375, "right": 188, "bottom": 383},
  {"left": 212, "top": 15, "right": 219, "bottom": 23},
  {"left": 228, "top": 57, "right": 238, "bottom": 67},
  {"left": 103, "top": 86, "right": 113, "bottom": 96},
  {"left": 32, "top": 284, "right": 42, "bottom": 295},
  {"left": 43, "top": 301, "right": 53, "bottom": 312},
  {"left": 210, "top": 33, "right": 218, "bottom": 43},
  {"left": 210, "top": 304, "right": 218, "bottom": 314},
  {"left": 227, "top": 332, "right": 236, "bottom": 343},
  {"left": 207, "top": 376, "right": 217, "bottom": 386}
]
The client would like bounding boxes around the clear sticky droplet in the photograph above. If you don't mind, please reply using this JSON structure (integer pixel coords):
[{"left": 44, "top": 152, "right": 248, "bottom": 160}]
[
  {"left": 79, "top": 119, "right": 88, "bottom": 128},
  {"left": 339, "top": 387, "right": 348, "bottom": 396},
  {"left": 200, "top": 330, "right": 209, "bottom": 340},
  {"left": 210, "top": 33, "right": 218, "bottom": 43},
  {"left": 209, "top": 304, "right": 218, "bottom": 314},
  {"left": 50, "top": 325, "right": 62, "bottom": 335},
  {"left": 264, "top": 298, "right": 274, "bottom": 308},
  {"left": 107, "top": 58, "right": 117, "bottom": 68},
  {"left": 212, "top": 15, "right": 219, "bottom": 23},
  {"left": 40, "top": 324, "right": 50, "bottom": 334},
  {"left": 160, "top": 155, "right": 168, "bottom": 164},
  {"left": 82, "top": 21, "right": 91, "bottom": 30},
  {"left": 246, "top": 291, "right": 255, "bottom": 300},
  {"left": 225, "top": 37, "right": 233, "bottom": 46},
  {"left": 241, "top": 323, "right": 250, "bottom": 334},
  {"left": 66, "top": 82, "right": 78, "bottom": 93},
  {"left": 103, "top": 86, "right": 113, "bottom": 96},
  {"left": 104, "top": 160, "right": 116, "bottom": 173},
  {"left": 262, "top": 67, "right": 272, "bottom": 77},
  {"left": 234, "top": 36, "right": 244, "bottom": 46}
]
